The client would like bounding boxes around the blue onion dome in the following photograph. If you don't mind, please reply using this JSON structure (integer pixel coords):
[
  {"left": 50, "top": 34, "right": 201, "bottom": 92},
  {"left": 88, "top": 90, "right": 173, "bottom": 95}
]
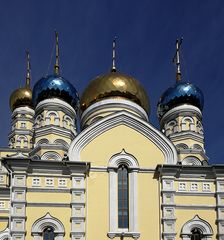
[
  {"left": 32, "top": 74, "right": 79, "bottom": 110},
  {"left": 157, "top": 81, "right": 204, "bottom": 119}
]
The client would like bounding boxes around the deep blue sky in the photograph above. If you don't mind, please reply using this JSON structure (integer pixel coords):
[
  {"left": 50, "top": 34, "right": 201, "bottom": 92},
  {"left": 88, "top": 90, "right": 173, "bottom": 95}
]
[{"left": 0, "top": 0, "right": 223, "bottom": 164}]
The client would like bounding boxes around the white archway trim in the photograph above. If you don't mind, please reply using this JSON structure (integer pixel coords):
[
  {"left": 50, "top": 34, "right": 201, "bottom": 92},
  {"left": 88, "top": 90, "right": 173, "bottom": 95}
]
[
  {"left": 36, "top": 138, "right": 49, "bottom": 146},
  {"left": 108, "top": 149, "right": 139, "bottom": 169},
  {"left": 68, "top": 111, "right": 177, "bottom": 164},
  {"left": 108, "top": 150, "right": 140, "bottom": 239},
  {"left": 176, "top": 143, "right": 189, "bottom": 150},
  {"left": 181, "top": 215, "right": 213, "bottom": 240},
  {"left": 182, "top": 156, "right": 201, "bottom": 166},
  {"left": 41, "top": 151, "right": 62, "bottom": 161},
  {"left": 0, "top": 227, "right": 9, "bottom": 240},
  {"left": 54, "top": 139, "right": 69, "bottom": 148},
  {"left": 46, "top": 111, "right": 59, "bottom": 118},
  {"left": 31, "top": 213, "right": 65, "bottom": 240}
]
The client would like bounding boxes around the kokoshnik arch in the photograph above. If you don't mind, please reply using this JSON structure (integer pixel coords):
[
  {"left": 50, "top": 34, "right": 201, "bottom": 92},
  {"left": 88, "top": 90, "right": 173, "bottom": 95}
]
[{"left": 0, "top": 34, "right": 222, "bottom": 240}]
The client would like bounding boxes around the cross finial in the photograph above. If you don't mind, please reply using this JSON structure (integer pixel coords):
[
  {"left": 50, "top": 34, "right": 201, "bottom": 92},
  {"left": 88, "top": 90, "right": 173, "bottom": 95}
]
[
  {"left": 111, "top": 37, "right": 117, "bottom": 72},
  {"left": 54, "top": 31, "right": 60, "bottom": 75},
  {"left": 173, "top": 37, "right": 183, "bottom": 81},
  {"left": 25, "top": 50, "right": 31, "bottom": 87}
]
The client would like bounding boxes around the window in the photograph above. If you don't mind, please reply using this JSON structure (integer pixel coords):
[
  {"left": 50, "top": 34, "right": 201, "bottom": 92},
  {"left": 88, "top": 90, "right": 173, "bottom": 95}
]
[
  {"left": 202, "top": 183, "right": 211, "bottom": 192},
  {"left": 0, "top": 175, "right": 4, "bottom": 183},
  {"left": 191, "top": 183, "right": 198, "bottom": 191},
  {"left": 45, "top": 178, "right": 54, "bottom": 187},
  {"left": 58, "top": 178, "right": 67, "bottom": 187},
  {"left": 181, "top": 215, "right": 213, "bottom": 240},
  {"left": 118, "top": 165, "right": 129, "bottom": 229},
  {"left": 108, "top": 150, "right": 139, "bottom": 238},
  {"left": 0, "top": 202, "right": 5, "bottom": 208},
  {"left": 20, "top": 122, "right": 26, "bottom": 128},
  {"left": 191, "top": 228, "right": 202, "bottom": 240},
  {"left": 32, "top": 178, "right": 40, "bottom": 186},
  {"left": 43, "top": 227, "right": 54, "bottom": 240},
  {"left": 179, "top": 182, "right": 186, "bottom": 191}
]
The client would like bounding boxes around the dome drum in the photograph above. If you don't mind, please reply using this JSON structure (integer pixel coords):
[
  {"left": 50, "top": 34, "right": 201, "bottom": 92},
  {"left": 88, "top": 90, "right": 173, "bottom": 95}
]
[{"left": 81, "top": 98, "right": 149, "bottom": 128}]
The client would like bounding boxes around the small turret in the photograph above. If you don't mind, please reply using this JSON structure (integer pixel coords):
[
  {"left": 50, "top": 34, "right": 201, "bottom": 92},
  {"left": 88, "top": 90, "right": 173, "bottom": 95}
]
[
  {"left": 31, "top": 32, "right": 79, "bottom": 161},
  {"left": 8, "top": 51, "right": 34, "bottom": 149},
  {"left": 157, "top": 38, "right": 207, "bottom": 165}
]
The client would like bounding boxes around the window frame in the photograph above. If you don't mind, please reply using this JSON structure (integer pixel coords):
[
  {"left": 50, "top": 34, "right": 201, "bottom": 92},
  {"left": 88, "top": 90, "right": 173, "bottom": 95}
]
[{"left": 107, "top": 150, "right": 140, "bottom": 239}]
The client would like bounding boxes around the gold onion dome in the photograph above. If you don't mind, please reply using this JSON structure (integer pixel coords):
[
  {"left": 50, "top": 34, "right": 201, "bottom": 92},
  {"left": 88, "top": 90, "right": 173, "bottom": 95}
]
[
  {"left": 9, "top": 51, "right": 33, "bottom": 112},
  {"left": 81, "top": 38, "right": 149, "bottom": 113},
  {"left": 80, "top": 71, "right": 150, "bottom": 113}
]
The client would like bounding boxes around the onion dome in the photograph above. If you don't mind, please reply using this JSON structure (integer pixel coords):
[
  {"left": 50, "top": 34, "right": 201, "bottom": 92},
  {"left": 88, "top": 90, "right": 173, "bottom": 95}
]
[
  {"left": 9, "top": 51, "right": 33, "bottom": 112},
  {"left": 32, "top": 74, "right": 79, "bottom": 109},
  {"left": 32, "top": 32, "right": 79, "bottom": 110},
  {"left": 81, "top": 71, "right": 149, "bottom": 113},
  {"left": 80, "top": 38, "right": 149, "bottom": 113},
  {"left": 157, "top": 81, "right": 204, "bottom": 119},
  {"left": 157, "top": 38, "right": 204, "bottom": 119}
]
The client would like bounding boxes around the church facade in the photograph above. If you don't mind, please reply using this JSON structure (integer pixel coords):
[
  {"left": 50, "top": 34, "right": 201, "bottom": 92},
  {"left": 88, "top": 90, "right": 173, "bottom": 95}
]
[{"left": 0, "top": 35, "right": 222, "bottom": 240}]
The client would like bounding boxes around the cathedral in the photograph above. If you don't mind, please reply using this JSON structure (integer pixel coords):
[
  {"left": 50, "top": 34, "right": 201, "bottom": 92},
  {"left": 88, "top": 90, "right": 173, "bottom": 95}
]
[{"left": 0, "top": 33, "right": 222, "bottom": 240}]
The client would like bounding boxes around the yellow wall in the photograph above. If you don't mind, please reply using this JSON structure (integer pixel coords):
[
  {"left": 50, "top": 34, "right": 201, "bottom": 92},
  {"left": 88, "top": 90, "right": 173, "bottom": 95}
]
[
  {"left": 0, "top": 221, "right": 8, "bottom": 232},
  {"left": 175, "top": 209, "right": 216, "bottom": 240},
  {"left": 81, "top": 125, "right": 165, "bottom": 167},
  {"left": 26, "top": 207, "right": 71, "bottom": 240},
  {"left": 86, "top": 172, "right": 109, "bottom": 239}
]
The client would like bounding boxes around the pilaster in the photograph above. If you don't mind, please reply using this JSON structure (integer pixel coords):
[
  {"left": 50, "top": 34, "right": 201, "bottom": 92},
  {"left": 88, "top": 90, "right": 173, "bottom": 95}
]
[{"left": 161, "top": 177, "right": 176, "bottom": 240}]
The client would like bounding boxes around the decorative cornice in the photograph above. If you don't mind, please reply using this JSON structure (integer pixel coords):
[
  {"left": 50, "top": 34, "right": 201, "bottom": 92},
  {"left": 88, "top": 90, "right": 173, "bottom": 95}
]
[
  {"left": 160, "top": 104, "right": 202, "bottom": 126},
  {"left": 12, "top": 106, "right": 35, "bottom": 117},
  {"left": 169, "top": 131, "right": 204, "bottom": 143},
  {"left": 34, "top": 125, "right": 75, "bottom": 139},
  {"left": 35, "top": 98, "right": 76, "bottom": 116},
  {"left": 156, "top": 164, "right": 224, "bottom": 178},
  {"left": 2, "top": 158, "right": 90, "bottom": 175},
  {"left": 30, "top": 144, "right": 68, "bottom": 157}
]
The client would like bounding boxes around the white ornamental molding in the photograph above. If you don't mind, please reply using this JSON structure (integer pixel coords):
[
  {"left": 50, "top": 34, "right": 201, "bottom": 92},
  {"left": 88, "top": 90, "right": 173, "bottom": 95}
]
[
  {"left": 181, "top": 215, "right": 213, "bottom": 240},
  {"left": 31, "top": 213, "right": 65, "bottom": 240},
  {"left": 69, "top": 111, "right": 177, "bottom": 164},
  {"left": 0, "top": 227, "right": 10, "bottom": 240}
]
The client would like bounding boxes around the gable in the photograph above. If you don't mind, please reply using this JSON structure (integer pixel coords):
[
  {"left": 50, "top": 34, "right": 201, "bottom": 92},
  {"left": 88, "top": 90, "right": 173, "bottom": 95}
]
[{"left": 68, "top": 111, "right": 177, "bottom": 167}]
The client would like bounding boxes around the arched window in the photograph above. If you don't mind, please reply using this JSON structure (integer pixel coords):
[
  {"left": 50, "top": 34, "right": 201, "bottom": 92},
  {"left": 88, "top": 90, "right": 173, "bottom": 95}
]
[
  {"left": 43, "top": 227, "right": 55, "bottom": 240},
  {"left": 191, "top": 228, "right": 202, "bottom": 240},
  {"left": 107, "top": 150, "right": 140, "bottom": 239},
  {"left": 31, "top": 213, "right": 65, "bottom": 240},
  {"left": 181, "top": 215, "right": 213, "bottom": 240},
  {"left": 118, "top": 165, "right": 129, "bottom": 229}
]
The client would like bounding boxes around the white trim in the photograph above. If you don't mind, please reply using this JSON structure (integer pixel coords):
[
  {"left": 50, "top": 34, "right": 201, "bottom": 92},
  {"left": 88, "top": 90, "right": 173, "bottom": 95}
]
[
  {"left": 181, "top": 215, "right": 213, "bottom": 240},
  {"left": 31, "top": 213, "right": 65, "bottom": 240},
  {"left": 41, "top": 152, "right": 62, "bottom": 161},
  {"left": 0, "top": 227, "right": 9, "bottom": 240},
  {"left": 69, "top": 111, "right": 177, "bottom": 164},
  {"left": 108, "top": 150, "right": 140, "bottom": 237},
  {"left": 182, "top": 157, "right": 201, "bottom": 166},
  {"left": 160, "top": 105, "right": 202, "bottom": 126},
  {"left": 81, "top": 98, "right": 148, "bottom": 128},
  {"left": 35, "top": 98, "right": 76, "bottom": 115}
]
